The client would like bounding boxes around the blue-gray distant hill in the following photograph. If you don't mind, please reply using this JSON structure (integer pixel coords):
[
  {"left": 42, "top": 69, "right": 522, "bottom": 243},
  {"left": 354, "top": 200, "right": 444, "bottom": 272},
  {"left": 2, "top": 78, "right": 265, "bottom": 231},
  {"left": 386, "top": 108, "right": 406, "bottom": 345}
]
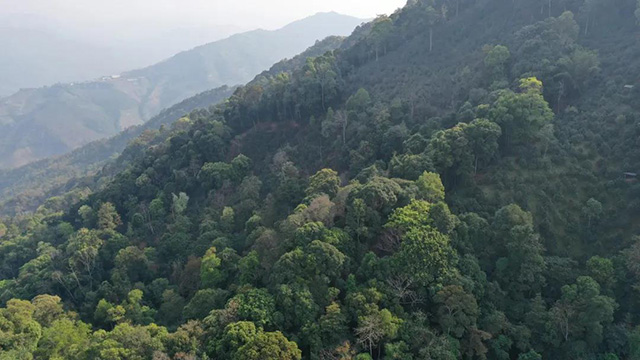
[{"left": 0, "top": 12, "right": 364, "bottom": 169}]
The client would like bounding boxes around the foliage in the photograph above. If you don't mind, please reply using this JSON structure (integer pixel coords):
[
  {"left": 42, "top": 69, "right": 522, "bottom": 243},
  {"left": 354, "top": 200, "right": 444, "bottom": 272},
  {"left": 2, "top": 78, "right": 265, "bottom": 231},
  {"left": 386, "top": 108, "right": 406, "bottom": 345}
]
[{"left": 2, "top": 1, "right": 640, "bottom": 360}]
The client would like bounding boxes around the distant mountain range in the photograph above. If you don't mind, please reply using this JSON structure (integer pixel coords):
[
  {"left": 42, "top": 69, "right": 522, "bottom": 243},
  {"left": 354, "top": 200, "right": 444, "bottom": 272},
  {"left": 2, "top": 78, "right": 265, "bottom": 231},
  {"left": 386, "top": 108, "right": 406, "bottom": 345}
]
[
  {"left": 0, "top": 12, "right": 364, "bottom": 169},
  {"left": 0, "top": 13, "right": 245, "bottom": 98}
]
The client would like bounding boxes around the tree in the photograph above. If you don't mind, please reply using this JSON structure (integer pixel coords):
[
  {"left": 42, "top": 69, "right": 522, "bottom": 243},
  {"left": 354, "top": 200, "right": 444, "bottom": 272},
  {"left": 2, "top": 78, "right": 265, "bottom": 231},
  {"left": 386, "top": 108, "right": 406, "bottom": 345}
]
[
  {"left": 303, "top": 54, "right": 341, "bottom": 112},
  {"left": 629, "top": 326, "right": 640, "bottom": 359},
  {"left": 77, "top": 205, "right": 95, "bottom": 228},
  {"left": 586, "top": 256, "right": 615, "bottom": 292},
  {"left": 424, "top": 2, "right": 442, "bottom": 52},
  {"left": 184, "top": 288, "right": 229, "bottom": 320},
  {"left": 582, "top": 198, "right": 602, "bottom": 231},
  {"left": 158, "top": 289, "right": 185, "bottom": 327},
  {"left": 31, "top": 294, "right": 64, "bottom": 327},
  {"left": 518, "top": 350, "right": 542, "bottom": 360},
  {"left": 464, "top": 119, "right": 501, "bottom": 174},
  {"left": 484, "top": 45, "right": 511, "bottom": 82},
  {"left": 347, "top": 89, "right": 372, "bottom": 116},
  {"left": 0, "top": 299, "right": 42, "bottom": 356},
  {"left": 171, "top": 192, "right": 189, "bottom": 219},
  {"left": 357, "top": 176, "right": 402, "bottom": 212},
  {"left": 235, "top": 329, "right": 302, "bottom": 360},
  {"left": 355, "top": 309, "right": 402, "bottom": 357},
  {"left": 396, "top": 226, "right": 454, "bottom": 285},
  {"left": 493, "top": 205, "right": 546, "bottom": 301},
  {"left": 428, "top": 123, "right": 473, "bottom": 184},
  {"left": 217, "top": 321, "right": 301, "bottom": 360},
  {"left": 307, "top": 168, "right": 341, "bottom": 198},
  {"left": 66, "top": 228, "right": 103, "bottom": 288},
  {"left": 386, "top": 200, "right": 456, "bottom": 285},
  {"left": 580, "top": 0, "right": 602, "bottom": 36},
  {"left": 561, "top": 47, "right": 600, "bottom": 94},
  {"left": 489, "top": 77, "right": 553, "bottom": 151},
  {"left": 550, "top": 276, "right": 616, "bottom": 345},
  {"left": 121, "top": 289, "right": 157, "bottom": 325},
  {"left": 200, "top": 162, "right": 232, "bottom": 189},
  {"left": 434, "top": 285, "right": 479, "bottom": 338},
  {"left": 238, "top": 251, "right": 261, "bottom": 286},
  {"left": 321, "top": 108, "right": 349, "bottom": 146},
  {"left": 97, "top": 202, "right": 121, "bottom": 231},
  {"left": 231, "top": 154, "right": 252, "bottom": 181},
  {"left": 220, "top": 207, "right": 235, "bottom": 233},
  {"left": 230, "top": 289, "right": 277, "bottom": 328},
  {"left": 318, "top": 302, "right": 349, "bottom": 350},
  {"left": 90, "top": 323, "right": 168, "bottom": 360},
  {"left": 201, "top": 247, "right": 223, "bottom": 288},
  {"left": 370, "top": 16, "right": 393, "bottom": 61},
  {"left": 415, "top": 171, "right": 445, "bottom": 202},
  {"left": 35, "top": 319, "right": 92, "bottom": 359}
]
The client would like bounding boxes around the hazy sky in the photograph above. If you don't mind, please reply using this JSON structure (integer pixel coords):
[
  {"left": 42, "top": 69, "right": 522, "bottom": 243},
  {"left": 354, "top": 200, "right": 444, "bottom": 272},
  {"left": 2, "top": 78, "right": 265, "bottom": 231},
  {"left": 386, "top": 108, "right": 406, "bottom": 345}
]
[{"left": 1, "top": 0, "right": 406, "bottom": 31}]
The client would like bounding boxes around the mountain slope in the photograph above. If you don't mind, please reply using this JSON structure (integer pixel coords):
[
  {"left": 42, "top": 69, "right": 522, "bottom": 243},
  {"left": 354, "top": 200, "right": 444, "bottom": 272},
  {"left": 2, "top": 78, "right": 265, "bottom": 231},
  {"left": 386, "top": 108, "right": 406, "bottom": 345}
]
[
  {"left": 0, "top": 85, "right": 235, "bottom": 215},
  {"left": 2, "top": 1, "right": 640, "bottom": 360},
  {"left": 0, "top": 12, "right": 364, "bottom": 169},
  {"left": 0, "top": 36, "right": 347, "bottom": 216}
]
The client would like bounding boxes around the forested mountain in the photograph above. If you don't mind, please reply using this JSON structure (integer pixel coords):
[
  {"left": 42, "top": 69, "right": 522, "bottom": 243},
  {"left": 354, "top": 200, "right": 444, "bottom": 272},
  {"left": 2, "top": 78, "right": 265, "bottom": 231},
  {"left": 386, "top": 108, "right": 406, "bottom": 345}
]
[
  {"left": 3, "top": 1, "right": 640, "bottom": 359},
  {"left": 0, "top": 36, "right": 348, "bottom": 217},
  {"left": 0, "top": 12, "right": 364, "bottom": 169},
  {"left": 0, "top": 86, "right": 236, "bottom": 217}
]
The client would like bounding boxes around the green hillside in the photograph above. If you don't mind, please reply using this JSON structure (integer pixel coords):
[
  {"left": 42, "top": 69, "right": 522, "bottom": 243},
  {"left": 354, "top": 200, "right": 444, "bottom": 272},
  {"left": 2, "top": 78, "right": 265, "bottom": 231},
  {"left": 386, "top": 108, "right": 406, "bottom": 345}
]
[
  {"left": 1, "top": 1, "right": 640, "bottom": 359},
  {"left": 0, "top": 85, "right": 236, "bottom": 216}
]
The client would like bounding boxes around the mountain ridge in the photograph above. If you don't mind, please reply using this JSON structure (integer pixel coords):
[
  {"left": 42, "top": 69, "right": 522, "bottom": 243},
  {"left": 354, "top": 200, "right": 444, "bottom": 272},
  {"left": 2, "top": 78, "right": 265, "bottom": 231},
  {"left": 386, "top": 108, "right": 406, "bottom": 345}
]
[
  {"left": 0, "top": 12, "right": 364, "bottom": 169},
  {"left": 0, "top": 35, "right": 349, "bottom": 216}
]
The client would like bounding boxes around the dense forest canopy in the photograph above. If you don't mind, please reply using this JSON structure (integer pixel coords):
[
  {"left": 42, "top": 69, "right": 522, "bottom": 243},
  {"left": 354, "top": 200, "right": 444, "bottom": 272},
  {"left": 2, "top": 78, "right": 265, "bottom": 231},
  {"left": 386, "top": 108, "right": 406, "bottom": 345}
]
[{"left": 2, "top": 0, "right": 640, "bottom": 359}]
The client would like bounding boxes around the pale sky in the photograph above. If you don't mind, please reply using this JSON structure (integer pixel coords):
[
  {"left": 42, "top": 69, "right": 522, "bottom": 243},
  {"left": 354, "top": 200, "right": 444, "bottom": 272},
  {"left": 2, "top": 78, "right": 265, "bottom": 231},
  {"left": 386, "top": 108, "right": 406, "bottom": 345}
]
[{"left": 0, "top": 0, "right": 406, "bottom": 31}]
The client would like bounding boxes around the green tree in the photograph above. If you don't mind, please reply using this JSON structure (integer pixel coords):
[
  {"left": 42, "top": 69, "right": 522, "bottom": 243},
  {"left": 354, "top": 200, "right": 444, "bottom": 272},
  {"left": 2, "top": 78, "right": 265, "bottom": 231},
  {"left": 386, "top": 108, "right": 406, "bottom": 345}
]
[
  {"left": 484, "top": 45, "right": 511, "bottom": 82},
  {"left": 201, "top": 247, "right": 224, "bottom": 288},
  {"left": 0, "top": 299, "right": 42, "bottom": 356},
  {"left": 97, "top": 202, "right": 121, "bottom": 231},
  {"left": 370, "top": 16, "right": 393, "bottom": 60},
  {"left": 582, "top": 198, "right": 603, "bottom": 231},
  {"left": 550, "top": 276, "right": 616, "bottom": 345},
  {"left": 216, "top": 321, "right": 301, "bottom": 360},
  {"left": 434, "top": 285, "right": 479, "bottom": 338},
  {"left": 493, "top": 204, "right": 546, "bottom": 301},
  {"left": 66, "top": 228, "right": 103, "bottom": 287},
  {"left": 230, "top": 289, "right": 277, "bottom": 328},
  {"left": 31, "top": 295, "right": 65, "bottom": 327},
  {"left": 235, "top": 329, "right": 302, "bottom": 360},
  {"left": 464, "top": 119, "right": 501, "bottom": 174},
  {"left": 35, "top": 319, "right": 91, "bottom": 359},
  {"left": 355, "top": 309, "right": 402, "bottom": 357},
  {"left": 415, "top": 171, "right": 445, "bottom": 202},
  {"left": 307, "top": 168, "right": 341, "bottom": 198},
  {"left": 489, "top": 77, "right": 554, "bottom": 151},
  {"left": 586, "top": 256, "right": 615, "bottom": 292}
]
